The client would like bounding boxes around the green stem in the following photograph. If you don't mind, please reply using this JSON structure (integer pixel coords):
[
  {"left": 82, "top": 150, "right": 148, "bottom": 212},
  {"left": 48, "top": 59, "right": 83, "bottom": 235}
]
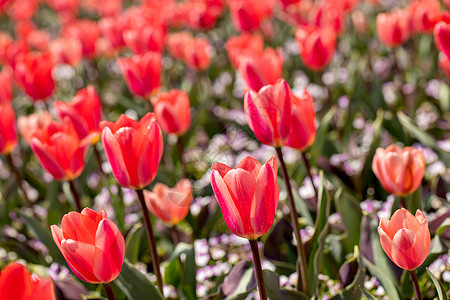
[
  {"left": 249, "top": 240, "right": 267, "bottom": 300},
  {"left": 301, "top": 151, "right": 318, "bottom": 203},
  {"left": 68, "top": 180, "right": 82, "bottom": 212},
  {"left": 410, "top": 270, "right": 422, "bottom": 300},
  {"left": 275, "top": 147, "right": 309, "bottom": 294},
  {"left": 102, "top": 282, "right": 116, "bottom": 300}
]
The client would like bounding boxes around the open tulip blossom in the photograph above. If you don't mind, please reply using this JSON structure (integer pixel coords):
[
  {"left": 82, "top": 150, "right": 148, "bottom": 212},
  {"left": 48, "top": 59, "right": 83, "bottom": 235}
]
[{"left": 1, "top": 0, "right": 449, "bottom": 299}]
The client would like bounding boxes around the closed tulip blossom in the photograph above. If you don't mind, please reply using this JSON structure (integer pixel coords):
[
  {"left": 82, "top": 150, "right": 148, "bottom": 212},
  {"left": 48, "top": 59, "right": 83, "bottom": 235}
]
[
  {"left": 123, "top": 23, "right": 165, "bottom": 55},
  {"left": 14, "top": 52, "right": 55, "bottom": 101},
  {"left": 378, "top": 208, "right": 430, "bottom": 270},
  {"left": 434, "top": 21, "right": 450, "bottom": 61},
  {"left": 295, "top": 25, "right": 336, "bottom": 71},
  {"left": 49, "top": 37, "right": 83, "bottom": 66},
  {"left": 17, "top": 111, "right": 53, "bottom": 145},
  {"left": 210, "top": 156, "right": 279, "bottom": 240},
  {"left": 225, "top": 32, "right": 264, "bottom": 69},
  {"left": 0, "top": 102, "right": 18, "bottom": 155},
  {"left": 239, "top": 47, "right": 283, "bottom": 91},
  {"left": 244, "top": 79, "right": 291, "bottom": 147},
  {"left": 151, "top": 89, "right": 191, "bottom": 136},
  {"left": 285, "top": 90, "right": 316, "bottom": 151},
  {"left": 117, "top": 51, "right": 162, "bottom": 99},
  {"left": 183, "top": 37, "right": 211, "bottom": 71},
  {"left": 144, "top": 179, "right": 193, "bottom": 225},
  {"left": 30, "top": 119, "right": 94, "bottom": 181},
  {"left": 51, "top": 208, "right": 125, "bottom": 283},
  {"left": 63, "top": 20, "right": 99, "bottom": 58},
  {"left": 100, "top": 113, "right": 163, "bottom": 189},
  {"left": 376, "top": 9, "right": 411, "bottom": 47},
  {"left": 0, "top": 262, "right": 56, "bottom": 300},
  {"left": 228, "top": 0, "right": 275, "bottom": 32},
  {"left": 409, "top": 0, "right": 440, "bottom": 34},
  {"left": 372, "top": 145, "right": 425, "bottom": 197},
  {"left": 54, "top": 85, "right": 102, "bottom": 143}
]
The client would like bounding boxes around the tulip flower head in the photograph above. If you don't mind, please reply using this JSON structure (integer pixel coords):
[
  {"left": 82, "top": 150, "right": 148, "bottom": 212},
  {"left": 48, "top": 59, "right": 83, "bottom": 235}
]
[
  {"left": 117, "top": 51, "right": 162, "bottom": 99},
  {"left": 0, "top": 262, "right": 56, "bottom": 300},
  {"left": 228, "top": 0, "right": 275, "bottom": 32},
  {"left": 225, "top": 32, "right": 264, "bottom": 69},
  {"left": 145, "top": 179, "right": 193, "bottom": 225},
  {"left": 434, "top": 20, "right": 450, "bottom": 61},
  {"left": 439, "top": 53, "right": 450, "bottom": 79},
  {"left": 376, "top": 9, "right": 411, "bottom": 47},
  {"left": 210, "top": 156, "right": 279, "bottom": 240},
  {"left": 30, "top": 119, "right": 94, "bottom": 181},
  {"left": 100, "top": 113, "right": 164, "bottom": 189},
  {"left": 17, "top": 111, "right": 53, "bottom": 145},
  {"left": 244, "top": 79, "right": 292, "bottom": 147},
  {"left": 409, "top": 0, "right": 440, "bottom": 34},
  {"left": 372, "top": 145, "right": 425, "bottom": 197},
  {"left": 0, "top": 102, "right": 18, "bottom": 155},
  {"left": 63, "top": 20, "right": 99, "bottom": 58},
  {"left": 54, "top": 85, "right": 102, "bottom": 143},
  {"left": 378, "top": 208, "right": 430, "bottom": 270},
  {"left": 51, "top": 208, "right": 125, "bottom": 283},
  {"left": 151, "top": 89, "right": 191, "bottom": 136}
]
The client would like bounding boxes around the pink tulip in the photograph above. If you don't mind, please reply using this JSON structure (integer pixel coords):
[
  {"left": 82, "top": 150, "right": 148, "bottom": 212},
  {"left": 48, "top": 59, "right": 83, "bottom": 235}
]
[
  {"left": 51, "top": 208, "right": 125, "bottom": 283},
  {"left": 376, "top": 9, "right": 411, "bottom": 47},
  {"left": 210, "top": 156, "right": 279, "bottom": 239},
  {"left": 378, "top": 208, "right": 430, "bottom": 270}
]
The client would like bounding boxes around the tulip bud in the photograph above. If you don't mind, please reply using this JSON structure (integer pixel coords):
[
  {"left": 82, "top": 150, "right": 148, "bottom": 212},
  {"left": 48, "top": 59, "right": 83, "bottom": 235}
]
[
  {"left": 183, "top": 37, "right": 211, "bottom": 71},
  {"left": 409, "top": 0, "right": 440, "bottom": 34},
  {"left": 285, "top": 90, "right": 316, "bottom": 151},
  {"left": 117, "top": 51, "right": 162, "bottom": 99},
  {"left": 51, "top": 208, "right": 125, "bottom": 283},
  {"left": 100, "top": 113, "right": 164, "bottom": 189},
  {"left": 295, "top": 25, "right": 336, "bottom": 71},
  {"left": 30, "top": 119, "right": 94, "bottom": 181},
  {"left": 210, "top": 156, "right": 279, "bottom": 239},
  {"left": 151, "top": 89, "right": 191, "bottom": 136},
  {"left": 239, "top": 47, "right": 283, "bottom": 92},
  {"left": 376, "top": 9, "right": 411, "bottom": 47},
  {"left": 0, "top": 262, "right": 56, "bottom": 300},
  {"left": 378, "top": 208, "right": 430, "bottom": 270},
  {"left": 123, "top": 23, "right": 165, "bottom": 54},
  {"left": 54, "top": 85, "right": 102, "bottom": 143},
  {"left": 145, "top": 179, "right": 193, "bottom": 225},
  {"left": 244, "top": 79, "right": 291, "bottom": 147},
  {"left": 14, "top": 52, "right": 55, "bottom": 101},
  {"left": 99, "top": 16, "right": 128, "bottom": 51},
  {"left": 0, "top": 102, "right": 18, "bottom": 155},
  {"left": 372, "top": 145, "right": 425, "bottom": 197}
]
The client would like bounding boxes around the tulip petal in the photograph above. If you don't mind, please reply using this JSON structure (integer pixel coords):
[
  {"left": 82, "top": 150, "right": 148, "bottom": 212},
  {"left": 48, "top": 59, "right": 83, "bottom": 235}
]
[
  {"left": 0, "top": 263, "right": 31, "bottom": 300},
  {"left": 211, "top": 162, "right": 233, "bottom": 177},
  {"left": 60, "top": 239, "right": 99, "bottom": 283},
  {"left": 102, "top": 127, "right": 130, "bottom": 187},
  {"left": 51, "top": 225, "right": 64, "bottom": 253},
  {"left": 137, "top": 120, "right": 163, "bottom": 188},
  {"left": 30, "top": 138, "right": 66, "bottom": 180},
  {"left": 388, "top": 208, "right": 419, "bottom": 239},
  {"left": 378, "top": 221, "right": 393, "bottom": 259},
  {"left": 391, "top": 228, "right": 426, "bottom": 270},
  {"left": 236, "top": 156, "right": 262, "bottom": 177},
  {"left": 61, "top": 211, "right": 98, "bottom": 245},
  {"left": 93, "top": 219, "right": 125, "bottom": 283}
]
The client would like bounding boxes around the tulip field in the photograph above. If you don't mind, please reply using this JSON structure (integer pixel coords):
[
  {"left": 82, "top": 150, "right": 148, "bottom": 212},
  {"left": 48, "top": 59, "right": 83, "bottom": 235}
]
[{"left": 1, "top": 0, "right": 450, "bottom": 299}]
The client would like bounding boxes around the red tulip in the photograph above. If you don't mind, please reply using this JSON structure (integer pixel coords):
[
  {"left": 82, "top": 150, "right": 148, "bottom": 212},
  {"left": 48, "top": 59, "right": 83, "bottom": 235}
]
[
  {"left": 3, "top": 40, "right": 28, "bottom": 69},
  {"left": 49, "top": 37, "right": 83, "bottom": 66},
  {"left": 99, "top": 16, "right": 128, "bottom": 51},
  {"left": 372, "top": 145, "right": 425, "bottom": 197},
  {"left": 239, "top": 47, "right": 283, "bottom": 92},
  {"left": 183, "top": 36, "right": 211, "bottom": 71},
  {"left": 434, "top": 21, "right": 450, "bottom": 61},
  {"left": 123, "top": 23, "right": 165, "bottom": 54},
  {"left": 210, "top": 156, "right": 279, "bottom": 239},
  {"left": 244, "top": 79, "right": 291, "bottom": 147},
  {"left": 0, "top": 262, "right": 56, "bottom": 300},
  {"left": 445, "top": 0, "right": 450, "bottom": 10},
  {"left": 14, "top": 52, "right": 55, "bottom": 101},
  {"left": 0, "top": 32, "right": 13, "bottom": 65},
  {"left": 145, "top": 179, "right": 193, "bottom": 225},
  {"left": 378, "top": 208, "right": 430, "bottom": 270},
  {"left": 151, "top": 89, "right": 191, "bottom": 136},
  {"left": 6, "top": 0, "right": 38, "bottom": 21},
  {"left": 166, "top": 32, "right": 193, "bottom": 60},
  {"left": 54, "top": 85, "right": 102, "bottom": 143},
  {"left": 30, "top": 119, "right": 94, "bottom": 181},
  {"left": 285, "top": 90, "right": 316, "bottom": 151},
  {"left": 100, "top": 113, "right": 164, "bottom": 189},
  {"left": 17, "top": 111, "right": 53, "bottom": 145},
  {"left": 409, "top": 0, "right": 440, "bottom": 34},
  {"left": 178, "top": 0, "right": 225, "bottom": 30},
  {"left": 439, "top": 53, "right": 450, "bottom": 79},
  {"left": 63, "top": 20, "right": 100, "bottom": 58},
  {"left": 51, "top": 208, "right": 125, "bottom": 283},
  {"left": 228, "top": 0, "right": 275, "bottom": 32},
  {"left": 117, "top": 51, "right": 162, "bottom": 99},
  {"left": 0, "top": 67, "right": 13, "bottom": 103},
  {"left": 225, "top": 32, "right": 264, "bottom": 69},
  {"left": 376, "top": 9, "right": 411, "bottom": 47},
  {"left": 0, "top": 102, "right": 18, "bottom": 155},
  {"left": 295, "top": 25, "right": 336, "bottom": 71}
]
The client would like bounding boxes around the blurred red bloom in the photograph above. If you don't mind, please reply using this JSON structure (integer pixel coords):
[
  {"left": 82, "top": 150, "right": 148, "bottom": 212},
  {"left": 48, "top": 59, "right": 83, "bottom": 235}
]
[
  {"left": 0, "top": 102, "right": 18, "bottom": 155},
  {"left": 49, "top": 37, "right": 83, "bottom": 66},
  {"left": 434, "top": 20, "right": 450, "bottom": 61},
  {"left": 0, "top": 262, "right": 56, "bottom": 300},
  {"left": 439, "top": 54, "right": 450, "bottom": 78},
  {"left": 123, "top": 22, "right": 165, "bottom": 54},
  {"left": 296, "top": 25, "right": 336, "bottom": 71},
  {"left": 166, "top": 32, "right": 211, "bottom": 71},
  {"left": 152, "top": 89, "right": 191, "bottom": 136},
  {"left": 409, "top": 0, "right": 441, "bottom": 34},
  {"left": 14, "top": 51, "right": 55, "bottom": 101},
  {"left": 0, "top": 67, "right": 13, "bottom": 103},
  {"left": 376, "top": 9, "right": 411, "bottom": 47},
  {"left": 63, "top": 20, "right": 100, "bottom": 58},
  {"left": 18, "top": 111, "right": 53, "bottom": 145},
  {"left": 225, "top": 32, "right": 264, "bottom": 69},
  {"left": 228, "top": 0, "right": 275, "bottom": 32}
]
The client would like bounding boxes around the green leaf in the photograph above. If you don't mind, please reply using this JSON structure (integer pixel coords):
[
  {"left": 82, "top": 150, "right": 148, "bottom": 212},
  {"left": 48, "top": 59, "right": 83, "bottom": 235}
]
[
  {"left": 310, "top": 106, "right": 337, "bottom": 163},
  {"left": 164, "top": 243, "right": 197, "bottom": 300},
  {"left": 19, "top": 212, "right": 66, "bottom": 265},
  {"left": 115, "top": 259, "right": 163, "bottom": 300},
  {"left": 436, "top": 219, "right": 450, "bottom": 236},
  {"left": 427, "top": 268, "right": 448, "bottom": 300},
  {"left": 279, "top": 289, "right": 310, "bottom": 300},
  {"left": 124, "top": 224, "right": 144, "bottom": 264},
  {"left": 330, "top": 246, "right": 364, "bottom": 300},
  {"left": 335, "top": 188, "right": 362, "bottom": 249},
  {"left": 358, "top": 286, "right": 378, "bottom": 300}
]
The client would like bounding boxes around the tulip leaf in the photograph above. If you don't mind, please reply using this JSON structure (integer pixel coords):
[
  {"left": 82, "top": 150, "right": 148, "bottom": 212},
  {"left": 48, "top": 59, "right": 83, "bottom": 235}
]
[
  {"left": 331, "top": 246, "right": 364, "bottom": 300},
  {"left": 164, "top": 242, "right": 197, "bottom": 300},
  {"left": 310, "top": 106, "right": 337, "bottom": 163},
  {"left": 358, "top": 286, "right": 378, "bottom": 300},
  {"left": 115, "top": 259, "right": 163, "bottom": 300},
  {"left": 426, "top": 268, "right": 448, "bottom": 300},
  {"left": 279, "top": 289, "right": 310, "bottom": 300},
  {"left": 262, "top": 269, "right": 281, "bottom": 300},
  {"left": 124, "top": 223, "right": 144, "bottom": 264},
  {"left": 397, "top": 112, "right": 450, "bottom": 165},
  {"left": 436, "top": 219, "right": 450, "bottom": 236},
  {"left": 19, "top": 212, "right": 66, "bottom": 265},
  {"left": 334, "top": 187, "right": 362, "bottom": 250}
]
